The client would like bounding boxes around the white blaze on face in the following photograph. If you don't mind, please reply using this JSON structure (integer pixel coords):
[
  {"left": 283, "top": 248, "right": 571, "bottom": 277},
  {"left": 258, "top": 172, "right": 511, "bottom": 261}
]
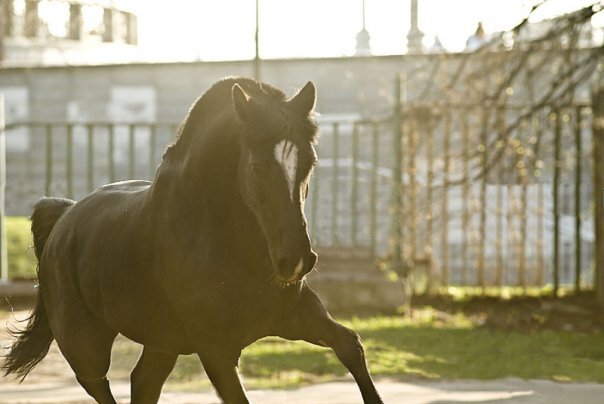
[{"left": 274, "top": 139, "right": 299, "bottom": 202}]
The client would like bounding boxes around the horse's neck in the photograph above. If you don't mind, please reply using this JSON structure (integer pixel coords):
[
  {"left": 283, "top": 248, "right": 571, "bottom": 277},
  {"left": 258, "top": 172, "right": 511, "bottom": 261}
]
[{"left": 151, "top": 132, "right": 268, "bottom": 264}]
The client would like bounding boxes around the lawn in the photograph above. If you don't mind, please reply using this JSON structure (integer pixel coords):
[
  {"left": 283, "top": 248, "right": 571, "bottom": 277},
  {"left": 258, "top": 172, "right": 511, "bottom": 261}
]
[{"left": 105, "top": 309, "right": 604, "bottom": 390}]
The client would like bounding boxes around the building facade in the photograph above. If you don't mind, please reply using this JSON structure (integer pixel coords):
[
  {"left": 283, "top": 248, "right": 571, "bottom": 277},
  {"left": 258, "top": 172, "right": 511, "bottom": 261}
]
[{"left": 1, "top": 0, "right": 138, "bottom": 66}]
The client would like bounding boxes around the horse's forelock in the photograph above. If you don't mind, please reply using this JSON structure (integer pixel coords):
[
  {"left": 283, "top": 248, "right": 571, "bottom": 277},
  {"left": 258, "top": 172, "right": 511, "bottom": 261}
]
[
  {"left": 241, "top": 112, "right": 318, "bottom": 148},
  {"left": 223, "top": 77, "right": 319, "bottom": 145}
]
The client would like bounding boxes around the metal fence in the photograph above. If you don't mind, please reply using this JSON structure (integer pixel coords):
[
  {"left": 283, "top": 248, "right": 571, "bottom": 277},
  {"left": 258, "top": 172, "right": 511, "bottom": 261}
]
[
  {"left": 0, "top": 88, "right": 598, "bottom": 292},
  {"left": 4, "top": 122, "right": 179, "bottom": 202},
  {"left": 2, "top": 118, "right": 396, "bottom": 252},
  {"left": 392, "top": 102, "right": 595, "bottom": 293}
]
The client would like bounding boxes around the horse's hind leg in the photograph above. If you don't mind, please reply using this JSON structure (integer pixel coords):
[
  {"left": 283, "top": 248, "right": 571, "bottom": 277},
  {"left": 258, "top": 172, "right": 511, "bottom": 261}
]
[
  {"left": 130, "top": 346, "right": 178, "bottom": 403},
  {"left": 63, "top": 331, "right": 118, "bottom": 404},
  {"left": 76, "top": 376, "right": 116, "bottom": 404},
  {"left": 64, "top": 328, "right": 117, "bottom": 404},
  {"left": 52, "top": 312, "right": 118, "bottom": 404}
]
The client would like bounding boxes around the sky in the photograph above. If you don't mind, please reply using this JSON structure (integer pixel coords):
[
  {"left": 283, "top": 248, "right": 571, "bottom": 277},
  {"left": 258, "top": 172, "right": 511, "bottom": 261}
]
[{"left": 135, "top": 0, "right": 602, "bottom": 61}]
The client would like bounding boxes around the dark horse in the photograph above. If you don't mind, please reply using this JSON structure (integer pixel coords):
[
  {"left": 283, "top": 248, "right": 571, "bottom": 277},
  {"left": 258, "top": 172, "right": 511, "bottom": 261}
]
[{"left": 2, "top": 77, "right": 384, "bottom": 403}]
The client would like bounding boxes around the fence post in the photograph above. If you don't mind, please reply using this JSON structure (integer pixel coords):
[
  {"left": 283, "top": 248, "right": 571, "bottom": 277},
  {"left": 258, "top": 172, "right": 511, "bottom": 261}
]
[
  {"left": 552, "top": 109, "right": 561, "bottom": 297},
  {"left": 478, "top": 110, "right": 488, "bottom": 290},
  {"left": 0, "top": 95, "right": 7, "bottom": 282},
  {"left": 592, "top": 88, "right": 604, "bottom": 306},
  {"left": 574, "top": 106, "right": 582, "bottom": 292},
  {"left": 390, "top": 74, "right": 405, "bottom": 276}
]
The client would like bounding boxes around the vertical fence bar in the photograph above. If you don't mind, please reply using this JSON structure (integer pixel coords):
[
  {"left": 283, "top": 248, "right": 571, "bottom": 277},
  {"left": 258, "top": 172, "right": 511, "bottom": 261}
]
[
  {"left": 331, "top": 122, "right": 339, "bottom": 245},
  {"left": 425, "top": 110, "right": 434, "bottom": 285},
  {"left": 478, "top": 110, "right": 488, "bottom": 289},
  {"left": 553, "top": 109, "right": 561, "bottom": 297},
  {"left": 108, "top": 124, "right": 116, "bottom": 182},
  {"left": 574, "top": 106, "right": 582, "bottom": 292},
  {"left": 506, "top": 164, "right": 514, "bottom": 287},
  {"left": 537, "top": 182, "right": 545, "bottom": 286},
  {"left": 495, "top": 131, "right": 505, "bottom": 286},
  {"left": 495, "top": 108, "right": 505, "bottom": 286},
  {"left": 350, "top": 123, "right": 359, "bottom": 246},
  {"left": 592, "top": 88, "right": 604, "bottom": 307},
  {"left": 370, "top": 122, "right": 379, "bottom": 255},
  {"left": 66, "top": 124, "right": 73, "bottom": 199},
  {"left": 149, "top": 124, "right": 157, "bottom": 179},
  {"left": 519, "top": 122, "right": 529, "bottom": 291},
  {"left": 45, "top": 124, "right": 53, "bottom": 196},
  {"left": 311, "top": 155, "right": 319, "bottom": 242},
  {"left": 533, "top": 113, "right": 545, "bottom": 286},
  {"left": 129, "top": 124, "right": 136, "bottom": 179},
  {"left": 0, "top": 96, "right": 7, "bottom": 281},
  {"left": 408, "top": 115, "right": 417, "bottom": 264},
  {"left": 519, "top": 183, "right": 529, "bottom": 290},
  {"left": 462, "top": 109, "right": 470, "bottom": 284},
  {"left": 87, "top": 124, "right": 94, "bottom": 192},
  {"left": 495, "top": 169, "right": 504, "bottom": 285},
  {"left": 391, "top": 74, "right": 405, "bottom": 275},
  {"left": 440, "top": 109, "right": 450, "bottom": 285}
]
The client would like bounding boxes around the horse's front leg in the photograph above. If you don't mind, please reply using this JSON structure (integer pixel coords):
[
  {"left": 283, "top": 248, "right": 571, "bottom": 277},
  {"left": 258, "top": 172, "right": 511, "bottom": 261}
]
[
  {"left": 277, "top": 286, "right": 384, "bottom": 404},
  {"left": 199, "top": 348, "right": 249, "bottom": 404}
]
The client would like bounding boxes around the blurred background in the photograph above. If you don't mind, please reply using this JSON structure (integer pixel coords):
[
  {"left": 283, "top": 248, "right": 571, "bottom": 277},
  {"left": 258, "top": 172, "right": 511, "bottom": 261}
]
[
  {"left": 1, "top": 1, "right": 604, "bottom": 396},
  {"left": 1, "top": 0, "right": 603, "bottom": 294}
]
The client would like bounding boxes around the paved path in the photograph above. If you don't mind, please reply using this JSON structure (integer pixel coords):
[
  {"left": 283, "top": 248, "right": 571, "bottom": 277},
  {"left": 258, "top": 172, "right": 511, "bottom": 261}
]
[{"left": 1, "top": 378, "right": 604, "bottom": 403}]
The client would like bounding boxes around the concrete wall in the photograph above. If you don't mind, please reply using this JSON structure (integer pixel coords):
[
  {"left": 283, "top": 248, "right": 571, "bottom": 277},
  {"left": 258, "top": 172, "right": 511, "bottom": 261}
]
[{"left": 0, "top": 55, "right": 435, "bottom": 124}]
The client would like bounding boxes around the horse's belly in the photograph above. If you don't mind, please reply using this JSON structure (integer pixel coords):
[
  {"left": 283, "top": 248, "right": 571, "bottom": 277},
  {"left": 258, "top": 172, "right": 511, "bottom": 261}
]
[{"left": 94, "top": 267, "right": 195, "bottom": 354}]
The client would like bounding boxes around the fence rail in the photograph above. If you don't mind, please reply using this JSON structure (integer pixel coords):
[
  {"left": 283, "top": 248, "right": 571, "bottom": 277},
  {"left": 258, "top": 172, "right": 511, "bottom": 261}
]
[
  {"left": 4, "top": 122, "right": 180, "bottom": 200},
  {"left": 0, "top": 92, "right": 599, "bottom": 293}
]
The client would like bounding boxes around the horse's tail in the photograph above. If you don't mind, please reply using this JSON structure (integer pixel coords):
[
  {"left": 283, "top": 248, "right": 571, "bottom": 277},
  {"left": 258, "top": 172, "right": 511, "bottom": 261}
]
[
  {"left": 2, "top": 197, "right": 74, "bottom": 381},
  {"left": 30, "top": 197, "right": 75, "bottom": 262}
]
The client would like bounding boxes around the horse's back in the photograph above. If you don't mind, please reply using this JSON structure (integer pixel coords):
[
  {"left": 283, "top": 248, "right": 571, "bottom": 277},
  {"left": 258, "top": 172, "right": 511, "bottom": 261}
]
[
  {"left": 96, "top": 179, "right": 151, "bottom": 193},
  {"left": 38, "top": 180, "right": 148, "bottom": 292},
  {"left": 39, "top": 181, "right": 181, "bottom": 341},
  {"left": 48, "top": 179, "right": 152, "bottom": 246}
]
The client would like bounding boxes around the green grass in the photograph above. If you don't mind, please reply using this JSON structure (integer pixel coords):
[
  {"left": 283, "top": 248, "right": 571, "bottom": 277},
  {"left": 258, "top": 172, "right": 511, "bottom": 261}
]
[
  {"left": 5, "top": 216, "right": 37, "bottom": 279},
  {"left": 106, "top": 312, "right": 604, "bottom": 390}
]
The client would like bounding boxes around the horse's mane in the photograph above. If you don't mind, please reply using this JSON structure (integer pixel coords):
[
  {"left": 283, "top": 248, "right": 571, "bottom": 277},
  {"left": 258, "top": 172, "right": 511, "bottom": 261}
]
[
  {"left": 163, "top": 77, "right": 286, "bottom": 160},
  {"left": 162, "top": 77, "right": 318, "bottom": 162}
]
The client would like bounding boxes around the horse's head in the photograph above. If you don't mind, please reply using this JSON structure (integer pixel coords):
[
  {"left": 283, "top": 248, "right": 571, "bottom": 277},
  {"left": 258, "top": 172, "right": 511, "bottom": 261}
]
[{"left": 232, "top": 81, "right": 319, "bottom": 286}]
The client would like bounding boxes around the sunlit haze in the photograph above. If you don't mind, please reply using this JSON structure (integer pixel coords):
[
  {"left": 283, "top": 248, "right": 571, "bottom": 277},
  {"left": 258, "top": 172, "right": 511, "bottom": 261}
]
[{"left": 135, "top": 0, "right": 602, "bottom": 61}]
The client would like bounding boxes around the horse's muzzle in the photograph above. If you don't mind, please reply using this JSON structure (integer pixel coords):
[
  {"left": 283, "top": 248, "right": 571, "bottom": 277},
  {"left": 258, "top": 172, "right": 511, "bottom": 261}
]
[{"left": 278, "top": 251, "right": 317, "bottom": 283}]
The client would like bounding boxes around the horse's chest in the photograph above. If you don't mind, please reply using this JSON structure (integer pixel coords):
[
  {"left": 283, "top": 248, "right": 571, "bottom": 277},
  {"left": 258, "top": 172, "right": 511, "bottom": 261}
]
[{"left": 167, "top": 279, "right": 285, "bottom": 340}]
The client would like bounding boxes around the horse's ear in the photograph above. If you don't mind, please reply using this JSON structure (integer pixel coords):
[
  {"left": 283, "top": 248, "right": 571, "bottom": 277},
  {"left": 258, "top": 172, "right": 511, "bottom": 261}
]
[
  {"left": 232, "top": 83, "right": 256, "bottom": 122},
  {"left": 288, "top": 81, "right": 316, "bottom": 115}
]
